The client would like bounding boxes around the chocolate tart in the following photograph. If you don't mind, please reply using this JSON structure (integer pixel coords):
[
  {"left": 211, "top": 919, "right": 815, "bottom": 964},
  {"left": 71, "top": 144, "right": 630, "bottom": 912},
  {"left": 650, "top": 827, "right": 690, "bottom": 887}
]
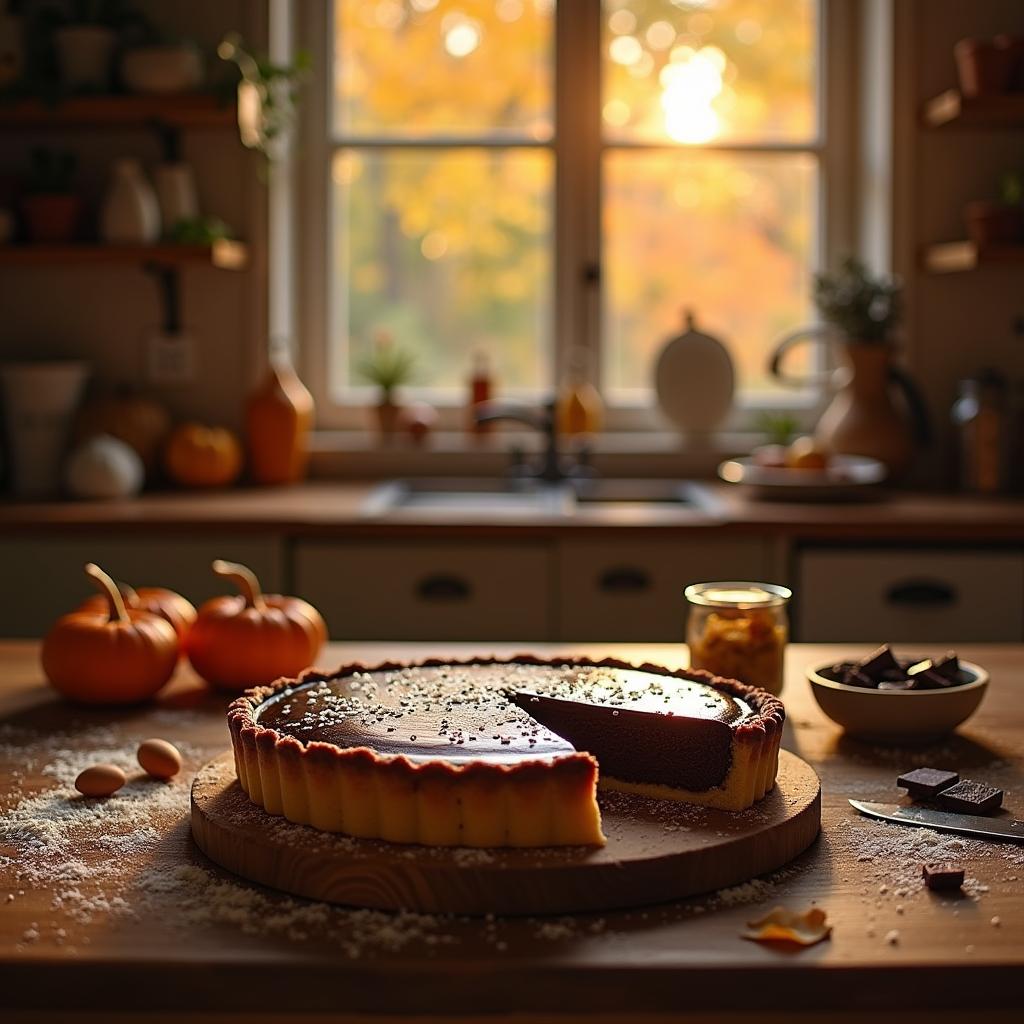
[{"left": 227, "top": 656, "right": 784, "bottom": 848}]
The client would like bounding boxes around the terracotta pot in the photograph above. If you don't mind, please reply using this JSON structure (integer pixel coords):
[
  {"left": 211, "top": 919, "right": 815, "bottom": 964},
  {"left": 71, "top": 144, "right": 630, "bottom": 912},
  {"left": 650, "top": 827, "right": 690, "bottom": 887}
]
[
  {"left": 813, "top": 344, "right": 925, "bottom": 479},
  {"left": 955, "top": 37, "right": 1012, "bottom": 97},
  {"left": 20, "top": 194, "right": 81, "bottom": 243},
  {"left": 375, "top": 399, "right": 400, "bottom": 439},
  {"left": 965, "top": 201, "right": 1024, "bottom": 248}
]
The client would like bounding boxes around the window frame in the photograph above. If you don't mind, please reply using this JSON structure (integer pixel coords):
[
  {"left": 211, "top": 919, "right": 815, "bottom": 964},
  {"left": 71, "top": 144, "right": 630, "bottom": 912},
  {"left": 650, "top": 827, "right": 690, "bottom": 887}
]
[{"left": 296, "top": 0, "right": 855, "bottom": 435}]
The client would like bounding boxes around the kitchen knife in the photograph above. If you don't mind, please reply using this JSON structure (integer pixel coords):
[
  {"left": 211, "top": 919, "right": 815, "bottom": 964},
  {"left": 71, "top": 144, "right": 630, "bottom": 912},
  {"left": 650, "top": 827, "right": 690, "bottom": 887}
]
[{"left": 849, "top": 799, "right": 1024, "bottom": 843}]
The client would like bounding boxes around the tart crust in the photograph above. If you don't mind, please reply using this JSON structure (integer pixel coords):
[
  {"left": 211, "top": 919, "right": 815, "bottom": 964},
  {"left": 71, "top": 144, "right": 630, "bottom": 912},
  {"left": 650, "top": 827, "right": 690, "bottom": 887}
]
[{"left": 227, "top": 655, "right": 785, "bottom": 848}]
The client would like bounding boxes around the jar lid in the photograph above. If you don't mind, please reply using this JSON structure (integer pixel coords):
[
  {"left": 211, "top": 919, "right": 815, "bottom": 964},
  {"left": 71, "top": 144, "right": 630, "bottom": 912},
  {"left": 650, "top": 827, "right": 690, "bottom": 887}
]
[{"left": 685, "top": 581, "right": 791, "bottom": 609}]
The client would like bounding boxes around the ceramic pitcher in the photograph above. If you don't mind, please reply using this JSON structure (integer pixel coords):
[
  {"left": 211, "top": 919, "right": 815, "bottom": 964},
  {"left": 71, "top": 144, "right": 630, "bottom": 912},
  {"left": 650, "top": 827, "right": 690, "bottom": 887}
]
[{"left": 769, "top": 328, "right": 930, "bottom": 478}]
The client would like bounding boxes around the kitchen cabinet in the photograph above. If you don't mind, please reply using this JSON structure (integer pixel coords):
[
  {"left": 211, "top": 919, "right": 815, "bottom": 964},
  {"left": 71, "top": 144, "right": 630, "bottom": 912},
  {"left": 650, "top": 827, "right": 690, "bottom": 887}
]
[
  {"left": 556, "top": 538, "right": 770, "bottom": 641},
  {"left": 295, "top": 541, "right": 553, "bottom": 641},
  {"left": 796, "top": 547, "right": 1024, "bottom": 642},
  {"left": 0, "top": 535, "right": 284, "bottom": 638}
]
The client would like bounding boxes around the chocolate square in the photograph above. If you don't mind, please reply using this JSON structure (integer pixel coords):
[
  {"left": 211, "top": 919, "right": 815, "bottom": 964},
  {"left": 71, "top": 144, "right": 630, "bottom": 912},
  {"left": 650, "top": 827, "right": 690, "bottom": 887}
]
[
  {"left": 855, "top": 645, "right": 902, "bottom": 682},
  {"left": 908, "top": 670, "right": 953, "bottom": 690},
  {"left": 935, "top": 780, "right": 1003, "bottom": 815},
  {"left": 842, "top": 668, "right": 878, "bottom": 688},
  {"left": 922, "top": 863, "right": 965, "bottom": 891},
  {"left": 931, "top": 652, "right": 961, "bottom": 682},
  {"left": 897, "top": 767, "right": 959, "bottom": 799}
]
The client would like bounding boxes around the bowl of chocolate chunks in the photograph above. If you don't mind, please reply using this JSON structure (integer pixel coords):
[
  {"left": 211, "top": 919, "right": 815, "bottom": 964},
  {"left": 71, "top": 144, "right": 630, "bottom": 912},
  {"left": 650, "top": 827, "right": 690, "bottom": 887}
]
[{"left": 807, "top": 645, "right": 989, "bottom": 742}]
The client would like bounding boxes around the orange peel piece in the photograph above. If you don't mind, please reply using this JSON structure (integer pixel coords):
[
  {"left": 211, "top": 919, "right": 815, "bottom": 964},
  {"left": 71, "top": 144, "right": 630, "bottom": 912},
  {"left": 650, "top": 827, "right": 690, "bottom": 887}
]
[{"left": 742, "top": 906, "right": 831, "bottom": 947}]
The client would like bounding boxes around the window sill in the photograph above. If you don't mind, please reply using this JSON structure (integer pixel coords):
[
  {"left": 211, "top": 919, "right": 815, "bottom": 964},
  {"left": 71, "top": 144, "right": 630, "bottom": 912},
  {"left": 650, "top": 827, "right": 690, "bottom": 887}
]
[{"left": 309, "top": 429, "right": 763, "bottom": 480}]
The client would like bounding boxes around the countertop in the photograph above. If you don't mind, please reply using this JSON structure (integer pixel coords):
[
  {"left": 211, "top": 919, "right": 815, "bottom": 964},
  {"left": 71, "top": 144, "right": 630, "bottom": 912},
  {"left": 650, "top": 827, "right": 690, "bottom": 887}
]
[
  {"left": 2, "top": 482, "right": 1023, "bottom": 540},
  {"left": 1, "top": 641, "right": 1022, "bottom": 1023}
]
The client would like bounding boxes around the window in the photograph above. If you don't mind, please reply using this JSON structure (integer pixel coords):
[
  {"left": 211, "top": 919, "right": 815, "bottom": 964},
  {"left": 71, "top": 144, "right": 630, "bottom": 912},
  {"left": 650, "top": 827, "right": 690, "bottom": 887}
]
[{"left": 301, "top": 0, "right": 846, "bottom": 430}]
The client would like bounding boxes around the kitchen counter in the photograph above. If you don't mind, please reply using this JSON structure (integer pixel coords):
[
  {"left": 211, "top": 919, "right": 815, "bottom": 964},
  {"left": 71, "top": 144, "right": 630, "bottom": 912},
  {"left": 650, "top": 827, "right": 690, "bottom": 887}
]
[
  {"left": 2, "top": 481, "right": 1023, "bottom": 540},
  {"left": 1, "top": 641, "right": 1021, "bottom": 1023}
]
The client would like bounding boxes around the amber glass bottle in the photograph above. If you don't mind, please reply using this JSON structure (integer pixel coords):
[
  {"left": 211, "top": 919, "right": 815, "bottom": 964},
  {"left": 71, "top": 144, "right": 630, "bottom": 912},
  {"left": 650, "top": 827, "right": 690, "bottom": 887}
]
[{"left": 245, "top": 346, "right": 314, "bottom": 485}]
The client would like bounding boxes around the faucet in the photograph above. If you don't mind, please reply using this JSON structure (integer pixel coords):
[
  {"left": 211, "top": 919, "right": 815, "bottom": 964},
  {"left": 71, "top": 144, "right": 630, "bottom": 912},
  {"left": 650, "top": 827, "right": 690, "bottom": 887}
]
[{"left": 474, "top": 399, "right": 573, "bottom": 483}]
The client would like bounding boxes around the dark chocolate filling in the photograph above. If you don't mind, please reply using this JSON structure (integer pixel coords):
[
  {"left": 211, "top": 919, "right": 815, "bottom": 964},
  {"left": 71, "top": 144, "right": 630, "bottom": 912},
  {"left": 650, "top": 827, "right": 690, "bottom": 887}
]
[{"left": 256, "top": 663, "right": 751, "bottom": 788}]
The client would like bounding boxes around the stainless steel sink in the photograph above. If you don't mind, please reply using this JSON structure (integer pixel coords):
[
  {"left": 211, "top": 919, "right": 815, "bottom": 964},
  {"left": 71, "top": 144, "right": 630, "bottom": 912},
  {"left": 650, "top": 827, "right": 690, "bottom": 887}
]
[
  {"left": 361, "top": 478, "right": 575, "bottom": 518},
  {"left": 361, "top": 478, "right": 722, "bottom": 518}
]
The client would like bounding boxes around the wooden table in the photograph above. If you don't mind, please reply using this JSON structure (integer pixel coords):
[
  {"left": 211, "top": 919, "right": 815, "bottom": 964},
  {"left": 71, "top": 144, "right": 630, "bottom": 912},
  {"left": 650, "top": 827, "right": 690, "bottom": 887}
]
[{"left": 1, "top": 642, "right": 1022, "bottom": 1024}]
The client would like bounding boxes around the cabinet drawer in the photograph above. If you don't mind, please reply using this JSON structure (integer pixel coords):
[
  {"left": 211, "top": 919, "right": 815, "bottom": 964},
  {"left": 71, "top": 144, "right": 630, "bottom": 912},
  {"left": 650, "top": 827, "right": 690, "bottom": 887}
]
[
  {"left": 294, "top": 541, "right": 552, "bottom": 641},
  {"left": 0, "top": 535, "right": 283, "bottom": 638},
  {"left": 797, "top": 548, "right": 1024, "bottom": 642},
  {"left": 556, "top": 538, "right": 770, "bottom": 641}
]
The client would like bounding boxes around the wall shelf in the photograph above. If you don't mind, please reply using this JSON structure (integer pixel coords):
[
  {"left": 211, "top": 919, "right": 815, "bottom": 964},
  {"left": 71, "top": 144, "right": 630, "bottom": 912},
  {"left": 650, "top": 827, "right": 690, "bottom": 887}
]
[
  {"left": 923, "top": 89, "right": 1024, "bottom": 129},
  {"left": 0, "top": 240, "right": 248, "bottom": 270},
  {"left": 0, "top": 94, "right": 236, "bottom": 131},
  {"left": 922, "top": 240, "right": 1024, "bottom": 273}
]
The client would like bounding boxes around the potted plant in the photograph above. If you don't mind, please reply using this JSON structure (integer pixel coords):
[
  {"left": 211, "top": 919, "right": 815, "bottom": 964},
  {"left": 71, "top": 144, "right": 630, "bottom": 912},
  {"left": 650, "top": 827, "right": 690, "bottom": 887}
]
[
  {"left": 810, "top": 257, "right": 927, "bottom": 477},
  {"left": 355, "top": 331, "right": 416, "bottom": 438},
  {"left": 20, "top": 145, "right": 80, "bottom": 243},
  {"left": 217, "top": 32, "right": 310, "bottom": 161},
  {"left": 964, "top": 170, "right": 1024, "bottom": 250}
]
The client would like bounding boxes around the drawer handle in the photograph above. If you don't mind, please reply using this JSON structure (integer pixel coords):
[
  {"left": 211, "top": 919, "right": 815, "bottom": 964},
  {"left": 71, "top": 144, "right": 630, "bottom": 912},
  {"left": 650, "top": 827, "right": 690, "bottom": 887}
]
[
  {"left": 598, "top": 567, "right": 651, "bottom": 594},
  {"left": 885, "top": 579, "right": 956, "bottom": 608},
  {"left": 416, "top": 574, "right": 472, "bottom": 602}
]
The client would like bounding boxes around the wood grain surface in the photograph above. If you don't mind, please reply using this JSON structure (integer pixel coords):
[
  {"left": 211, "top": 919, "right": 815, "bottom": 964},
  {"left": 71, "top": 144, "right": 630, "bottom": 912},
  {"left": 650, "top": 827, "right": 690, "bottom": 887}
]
[
  {"left": 191, "top": 750, "right": 821, "bottom": 915},
  {"left": 1, "top": 641, "right": 1023, "bottom": 1024}
]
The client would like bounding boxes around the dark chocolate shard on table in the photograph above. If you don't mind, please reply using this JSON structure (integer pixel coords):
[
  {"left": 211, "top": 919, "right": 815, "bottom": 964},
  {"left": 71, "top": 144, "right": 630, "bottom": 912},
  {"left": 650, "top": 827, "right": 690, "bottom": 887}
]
[
  {"left": 935, "top": 779, "right": 1003, "bottom": 815},
  {"left": 922, "top": 863, "right": 965, "bottom": 891},
  {"left": 897, "top": 767, "right": 959, "bottom": 799}
]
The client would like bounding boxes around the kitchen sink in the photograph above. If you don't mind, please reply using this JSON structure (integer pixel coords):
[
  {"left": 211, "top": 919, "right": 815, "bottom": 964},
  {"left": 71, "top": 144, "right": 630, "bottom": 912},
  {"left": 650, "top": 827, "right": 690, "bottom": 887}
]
[
  {"left": 361, "top": 478, "right": 575, "bottom": 518},
  {"left": 361, "top": 478, "right": 722, "bottom": 518}
]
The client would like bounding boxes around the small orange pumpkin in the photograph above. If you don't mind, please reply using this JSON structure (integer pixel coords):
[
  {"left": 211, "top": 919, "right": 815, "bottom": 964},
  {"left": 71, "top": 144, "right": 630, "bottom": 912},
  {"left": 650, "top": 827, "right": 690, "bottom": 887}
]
[
  {"left": 164, "top": 423, "right": 243, "bottom": 489},
  {"left": 79, "top": 583, "right": 197, "bottom": 642},
  {"left": 42, "top": 563, "right": 179, "bottom": 704},
  {"left": 185, "top": 560, "right": 327, "bottom": 691}
]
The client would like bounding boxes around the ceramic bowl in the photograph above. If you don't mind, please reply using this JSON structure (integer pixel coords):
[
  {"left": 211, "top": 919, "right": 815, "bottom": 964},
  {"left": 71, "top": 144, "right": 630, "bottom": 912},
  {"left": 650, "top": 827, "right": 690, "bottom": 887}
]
[
  {"left": 121, "top": 45, "right": 203, "bottom": 95},
  {"left": 807, "top": 659, "right": 989, "bottom": 742}
]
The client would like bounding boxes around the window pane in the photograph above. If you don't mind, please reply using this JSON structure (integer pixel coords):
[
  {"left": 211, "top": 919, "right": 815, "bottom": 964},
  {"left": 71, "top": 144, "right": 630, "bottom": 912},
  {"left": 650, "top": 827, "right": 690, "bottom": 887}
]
[
  {"left": 602, "top": 0, "right": 817, "bottom": 144},
  {"left": 331, "top": 148, "right": 553, "bottom": 395},
  {"left": 335, "top": 0, "right": 555, "bottom": 140},
  {"left": 603, "top": 150, "right": 816, "bottom": 396}
]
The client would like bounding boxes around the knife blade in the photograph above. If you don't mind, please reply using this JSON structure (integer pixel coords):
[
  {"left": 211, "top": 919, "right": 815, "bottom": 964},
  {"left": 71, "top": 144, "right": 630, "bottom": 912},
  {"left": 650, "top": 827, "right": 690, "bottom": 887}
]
[{"left": 849, "top": 799, "right": 1024, "bottom": 843}]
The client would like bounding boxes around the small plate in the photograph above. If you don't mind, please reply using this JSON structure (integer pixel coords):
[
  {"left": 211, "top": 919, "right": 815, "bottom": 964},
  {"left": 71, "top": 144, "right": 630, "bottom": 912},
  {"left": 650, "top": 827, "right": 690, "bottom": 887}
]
[{"left": 718, "top": 455, "right": 886, "bottom": 502}]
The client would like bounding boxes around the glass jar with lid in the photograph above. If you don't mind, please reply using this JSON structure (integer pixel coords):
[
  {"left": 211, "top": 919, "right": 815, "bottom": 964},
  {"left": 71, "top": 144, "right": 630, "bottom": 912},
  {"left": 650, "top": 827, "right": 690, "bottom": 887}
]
[{"left": 685, "top": 582, "right": 792, "bottom": 695}]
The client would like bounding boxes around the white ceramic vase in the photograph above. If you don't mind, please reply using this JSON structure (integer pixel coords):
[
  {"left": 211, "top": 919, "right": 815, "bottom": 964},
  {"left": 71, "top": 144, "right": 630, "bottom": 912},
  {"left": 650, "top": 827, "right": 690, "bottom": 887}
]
[
  {"left": 54, "top": 25, "right": 115, "bottom": 91},
  {"left": 101, "top": 159, "right": 161, "bottom": 244},
  {"left": 154, "top": 162, "right": 198, "bottom": 233},
  {"left": 0, "top": 361, "right": 89, "bottom": 497}
]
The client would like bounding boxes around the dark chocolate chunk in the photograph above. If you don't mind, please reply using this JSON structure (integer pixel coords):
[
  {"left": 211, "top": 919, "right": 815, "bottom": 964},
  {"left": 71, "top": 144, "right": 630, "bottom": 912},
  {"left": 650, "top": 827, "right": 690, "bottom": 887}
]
[
  {"left": 931, "top": 652, "right": 961, "bottom": 681},
  {"left": 843, "top": 669, "right": 878, "bottom": 688},
  {"left": 897, "top": 767, "right": 959, "bottom": 799},
  {"left": 935, "top": 779, "right": 1003, "bottom": 815},
  {"left": 855, "top": 644, "right": 902, "bottom": 682},
  {"left": 922, "top": 863, "right": 965, "bottom": 891},
  {"left": 909, "top": 670, "right": 953, "bottom": 690},
  {"left": 881, "top": 668, "right": 908, "bottom": 683}
]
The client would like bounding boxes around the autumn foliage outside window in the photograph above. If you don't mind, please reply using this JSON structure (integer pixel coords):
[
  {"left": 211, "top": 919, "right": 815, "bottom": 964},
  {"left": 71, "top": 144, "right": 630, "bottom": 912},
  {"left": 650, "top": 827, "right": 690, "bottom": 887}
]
[{"left": 328, "top": 0, "right": 819, "bottom": 410}]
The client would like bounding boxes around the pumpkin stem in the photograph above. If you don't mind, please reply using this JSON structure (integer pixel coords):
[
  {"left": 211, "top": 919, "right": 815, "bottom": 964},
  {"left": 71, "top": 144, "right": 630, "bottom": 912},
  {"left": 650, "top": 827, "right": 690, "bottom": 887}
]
[
  {"left": 212, "top": 559, "right": 266, "bottom": 610},
  {"left": 85, "top": 563, "right": 129, "bottom": 623},
  {"left": 117, "top": 582, "right": 140, "bottom": 606}
]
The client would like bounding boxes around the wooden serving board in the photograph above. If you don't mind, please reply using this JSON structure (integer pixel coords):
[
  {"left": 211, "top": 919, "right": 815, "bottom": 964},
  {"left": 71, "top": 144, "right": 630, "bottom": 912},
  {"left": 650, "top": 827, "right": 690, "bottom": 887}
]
[{"left": 191, "top": 749, "right": 820, "bottom": 915}]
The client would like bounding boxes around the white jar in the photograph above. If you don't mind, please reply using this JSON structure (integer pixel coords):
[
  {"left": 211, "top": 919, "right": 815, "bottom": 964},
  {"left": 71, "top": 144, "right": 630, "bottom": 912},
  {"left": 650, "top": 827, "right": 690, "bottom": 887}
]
[
  {"left": 154, "top": 162, "right": 198, "bottom": 233},
  {"left": 101, "top": 159, "right": 161, "bottom": 244}
]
